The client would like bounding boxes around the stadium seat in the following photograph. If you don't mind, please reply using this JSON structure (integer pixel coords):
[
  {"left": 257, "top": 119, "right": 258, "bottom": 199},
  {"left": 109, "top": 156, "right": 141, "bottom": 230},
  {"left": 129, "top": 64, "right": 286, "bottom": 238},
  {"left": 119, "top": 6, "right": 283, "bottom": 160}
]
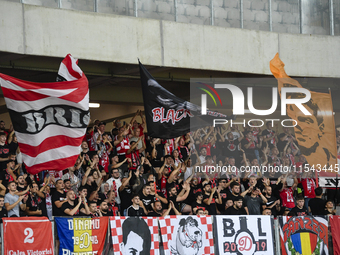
[
  {"left": 270, "top": 1, "right": 278, "bottom": 11},
  {"left": 61, "top": 0, "right": 72, "bottom": 9},
  {"left": 191, "top": 17, "right": 205, "bottom": 24},
  {"left": 243, "top": 0, "right": 251, "bottom": 9},
  {"left": 273, "top": 23, "right": 288, "bottom": 33},
  {"left": 177, "top": 14, "right": 191, "bottom": 22},
  {"left": 214, "top": 7, "right": 228, "bottom": 19},
  {"left": 228, "top": 19, "right": 241, "bottom": 28},
  {"left": 313, "top": 26, "right": 328, "bottom": 35},
  {"left": 255, "top": 11, "right": 268, "bottom": 22},
  {"left": 243, "top": 9, "right": 255, "bottom": 21},
  {"left": 286, "top": 24, "right": 299, "bottom": 34},
  {"left": 243, "top": 20, "right": 260, "bottom": 30},
  {"left": 224, "top": 0, "right": 238, "bottom": 9},
  {"left": 180, "top": 0, "right": 195, "bottom": 5},
  {"left": 278, "top": 1, "right": 290, "bottom": 12},
  {"left": 282, "top": 12, "right": 297, "bottom": 24},
  {"left": 214, "top": 19, "right": 231, "bottom": 27},
  {"left": 227, "top": 8, "right": 239, "bottom": 20},
  {"left": 272, "top": 11, "right": 282, "bottom": 24},
  {"left": 251, "top": 0, "right": 264, "bottom": 10},
  {"left": 196, "top": 0, "right": 210, "bottom": 7},
  {"left": 214, "top": 0, "right": 224, "bottom": 8},
  {"left": 157, "top": 1, "right": 173, "bottom": 14},
  {"left": 184, "top": 4, "right": 199, "bottom": 16},
  {"left": 198, "top": 6, "right": 210, "bottom": 19},
  {"left": 259, "top": 22, "right": 269, "bottom": 31}
]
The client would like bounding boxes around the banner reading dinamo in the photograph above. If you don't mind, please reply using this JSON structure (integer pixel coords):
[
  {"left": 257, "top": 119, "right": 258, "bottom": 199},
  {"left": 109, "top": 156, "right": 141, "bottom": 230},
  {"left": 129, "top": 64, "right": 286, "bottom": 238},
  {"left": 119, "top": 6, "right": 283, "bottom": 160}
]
[{"left": 55, "top": 217, "right": 108, "bottom": 255}]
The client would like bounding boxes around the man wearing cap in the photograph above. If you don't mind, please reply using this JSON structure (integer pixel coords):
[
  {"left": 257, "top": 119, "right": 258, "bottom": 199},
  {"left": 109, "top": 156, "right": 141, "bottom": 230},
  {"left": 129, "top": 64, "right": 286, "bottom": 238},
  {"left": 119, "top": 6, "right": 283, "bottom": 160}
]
[
  {"left": 191, "top": 191, "right": 207, "bottom": 214},
  {"left": 0, "top": 160, "right": 17, "bottom": 188}
]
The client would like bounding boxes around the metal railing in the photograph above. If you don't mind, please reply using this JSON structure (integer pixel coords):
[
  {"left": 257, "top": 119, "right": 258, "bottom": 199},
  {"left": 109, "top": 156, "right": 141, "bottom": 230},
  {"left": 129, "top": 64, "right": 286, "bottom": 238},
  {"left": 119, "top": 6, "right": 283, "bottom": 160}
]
[{"left": 3, "top": 0, "right": 340, "bottom": 36}]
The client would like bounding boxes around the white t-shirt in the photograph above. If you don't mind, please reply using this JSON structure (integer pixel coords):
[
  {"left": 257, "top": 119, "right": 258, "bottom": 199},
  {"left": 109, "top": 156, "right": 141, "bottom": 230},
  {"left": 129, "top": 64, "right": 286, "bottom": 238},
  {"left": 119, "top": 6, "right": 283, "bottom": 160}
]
[{"left": 106, "top": 177, "right": 122, "bottom": 204}]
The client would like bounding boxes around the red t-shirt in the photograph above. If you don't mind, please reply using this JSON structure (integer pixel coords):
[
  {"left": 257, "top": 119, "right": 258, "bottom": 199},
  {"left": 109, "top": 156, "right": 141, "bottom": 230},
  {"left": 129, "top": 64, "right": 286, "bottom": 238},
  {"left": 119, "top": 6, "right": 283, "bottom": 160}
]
[
  {"left": 301, "top": 178, "right": 316, "bottom": 199},
  {"left": 280, "top": 187, "right": 295, "bottom": 208}
]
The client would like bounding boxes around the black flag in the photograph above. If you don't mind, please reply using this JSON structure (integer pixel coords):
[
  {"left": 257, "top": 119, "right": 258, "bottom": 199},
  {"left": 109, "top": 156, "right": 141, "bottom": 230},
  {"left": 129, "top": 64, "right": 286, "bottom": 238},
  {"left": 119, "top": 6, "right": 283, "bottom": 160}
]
[{"left": 139, "top": 61, "right": 232, "bottom": 139}]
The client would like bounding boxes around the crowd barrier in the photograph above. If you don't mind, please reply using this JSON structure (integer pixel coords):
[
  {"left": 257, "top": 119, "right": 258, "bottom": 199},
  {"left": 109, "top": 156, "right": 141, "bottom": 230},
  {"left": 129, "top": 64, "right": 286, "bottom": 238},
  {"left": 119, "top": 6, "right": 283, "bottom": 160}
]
[{"left": 1, "top": 215, "right": 338, "bottom": 255}]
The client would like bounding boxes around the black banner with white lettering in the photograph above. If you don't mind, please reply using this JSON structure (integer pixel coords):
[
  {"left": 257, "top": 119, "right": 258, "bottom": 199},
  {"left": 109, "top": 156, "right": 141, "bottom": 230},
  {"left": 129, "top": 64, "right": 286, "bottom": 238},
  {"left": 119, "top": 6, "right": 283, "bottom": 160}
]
[{"left": 139, "top": 61, "right": 232, "bottom": 139}]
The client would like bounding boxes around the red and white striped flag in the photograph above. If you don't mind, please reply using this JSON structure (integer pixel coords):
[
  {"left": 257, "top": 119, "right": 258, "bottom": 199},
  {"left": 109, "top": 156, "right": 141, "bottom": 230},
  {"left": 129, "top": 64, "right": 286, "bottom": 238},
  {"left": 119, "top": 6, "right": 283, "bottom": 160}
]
[{"left": 0, "top": 54, "right": 89, "bottom": 174}]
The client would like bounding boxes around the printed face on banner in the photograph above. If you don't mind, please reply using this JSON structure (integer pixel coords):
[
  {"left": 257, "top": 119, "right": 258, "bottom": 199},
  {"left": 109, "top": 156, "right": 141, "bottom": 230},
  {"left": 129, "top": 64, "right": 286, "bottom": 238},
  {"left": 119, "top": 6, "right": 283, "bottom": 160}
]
[
  {"left": 279, "top": 216, "right": 329, "bottom": 255},
  {"left": 214, "top": 215, "right": 274, "bottom": 255},
  {"left": 110, "top": 216, "right": 159, "bottom": 255},
  {"left": 159, "top": 215, "right": 214, "bottom": 255}
]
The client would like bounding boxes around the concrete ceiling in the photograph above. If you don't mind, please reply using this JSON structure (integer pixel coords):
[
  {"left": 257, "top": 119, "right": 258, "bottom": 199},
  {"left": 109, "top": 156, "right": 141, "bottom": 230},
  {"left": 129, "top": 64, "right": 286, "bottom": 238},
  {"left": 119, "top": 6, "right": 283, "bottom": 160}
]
[{"left": 0, "top": 51, "right": 340, "bottom": 126}]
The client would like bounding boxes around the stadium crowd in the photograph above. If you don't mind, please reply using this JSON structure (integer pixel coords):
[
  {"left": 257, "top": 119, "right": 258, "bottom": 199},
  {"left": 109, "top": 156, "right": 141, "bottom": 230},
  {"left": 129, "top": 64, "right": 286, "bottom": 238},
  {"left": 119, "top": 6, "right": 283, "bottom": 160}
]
[{"left": 0, "top": 110, "right": 338, "bottom": 220}]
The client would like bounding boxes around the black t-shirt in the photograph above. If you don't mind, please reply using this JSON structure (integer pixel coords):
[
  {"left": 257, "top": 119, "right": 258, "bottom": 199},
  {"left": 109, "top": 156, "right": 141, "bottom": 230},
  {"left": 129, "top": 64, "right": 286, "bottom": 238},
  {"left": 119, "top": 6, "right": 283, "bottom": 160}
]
[
  {"left": 241, "top": 138, "right": 257, "bottom": 157},
  {"left": 139, "top": 192, "right": 154, "bottom": 212},
  {"left": 61, "top": 201, "right": 84, "bottom": 216},
  {"left": 289, "top": 206, "right": 308, "bottom": 216},
  {"left": 8, "top": 142, "right": 18, "bottom": 154},
  {"left": 263, "top": 195, "right": 279, "bottom": 217},
  {"left": 308, "top": 198, "right": 326, "bottom": 216},
  {"left": 119, "top": 187, "right": 132, "bottom": 214},
  {"left": 0, "top": 208, "right": 7, "bottom": 223},
  {"left": 225, "top": 139, "right": 240, "bottom": 158},
  {"left": 52, "top": 190, "right": 66, "bottom": 216},
  {"left": 185, "top": 185, "right": 203, "bottom": 206},
  {"left": 168, "top": 195, "right": 181, "bottom": 215},
  {"left": 101, "top": 210, "right": 114, "bottom": 217},
  {"left": 26, "top": 193, "right": 47, "bottom": 217},
  {"left": 148, "top": 210, "right": 162, "bottom": 217},
  {"left": 203, "top": 192, "right": 218, "bottom": 215},
  {"left": 127, "top": 205, "right": 145, "bottom": 216},
  {"left": 224, "top": 205, "right": 247, "bottom": 215},
  {"left": 0, "top": 169, "right": 14, "bottom": 188},
  {"left": 0, "top": 144, "right": 9, "bottom": 171},
  {"left": 191, "top": 201, "right": 207, "bottom": 214}
]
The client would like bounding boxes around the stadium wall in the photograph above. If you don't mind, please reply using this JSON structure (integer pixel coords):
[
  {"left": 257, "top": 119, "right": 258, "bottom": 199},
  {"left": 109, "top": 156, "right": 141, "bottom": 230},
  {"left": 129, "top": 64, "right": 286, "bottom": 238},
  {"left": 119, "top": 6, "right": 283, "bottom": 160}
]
[{"left": 1, "top": 1, "right": 340, "bottom": 78}]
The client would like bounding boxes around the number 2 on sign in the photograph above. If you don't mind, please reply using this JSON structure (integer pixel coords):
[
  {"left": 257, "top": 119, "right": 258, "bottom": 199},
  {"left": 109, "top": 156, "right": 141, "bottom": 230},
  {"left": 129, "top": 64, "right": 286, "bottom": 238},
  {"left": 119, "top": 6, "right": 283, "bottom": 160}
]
[{"left": 24, "top": 228, "right": 34, "bottom": 243}]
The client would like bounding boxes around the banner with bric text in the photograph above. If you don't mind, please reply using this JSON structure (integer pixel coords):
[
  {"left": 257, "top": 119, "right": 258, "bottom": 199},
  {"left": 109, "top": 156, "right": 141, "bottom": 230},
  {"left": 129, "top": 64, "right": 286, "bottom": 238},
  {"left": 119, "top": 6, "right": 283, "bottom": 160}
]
[{"left": 55, "top": 217, "right": 108, "bottom": 255}]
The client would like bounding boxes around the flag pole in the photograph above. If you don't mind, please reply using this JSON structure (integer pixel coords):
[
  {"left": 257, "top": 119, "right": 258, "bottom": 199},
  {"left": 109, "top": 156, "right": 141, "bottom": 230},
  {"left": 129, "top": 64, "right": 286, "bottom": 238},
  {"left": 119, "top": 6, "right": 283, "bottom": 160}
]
[{"left": 329, "top": 88, "right": 338, "bottom": 206}]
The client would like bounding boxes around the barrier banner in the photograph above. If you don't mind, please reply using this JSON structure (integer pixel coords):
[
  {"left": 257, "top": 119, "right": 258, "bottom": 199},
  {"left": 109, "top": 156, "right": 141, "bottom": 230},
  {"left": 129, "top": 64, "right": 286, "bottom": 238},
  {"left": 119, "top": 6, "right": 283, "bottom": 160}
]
[
  {"left": 329, "top": 216, "right": 340, "bottom": 254},
  {"left": 3, "top": 217, "right": 54, "bottom": 255},
  {"left": 214, "top": 215, "right": 274, "bottom": 255},
  {"left": 55, "top": 217, "right": 108, "bottom": 255},
  {"left": 110, "top": 216, "right": 159, "bottom": 255},
  {"left": 159, "top": 215, "right": 214, "bottom": 255},
  {"left": 279, "top": 216, "right": 328, "bottom": 255}
]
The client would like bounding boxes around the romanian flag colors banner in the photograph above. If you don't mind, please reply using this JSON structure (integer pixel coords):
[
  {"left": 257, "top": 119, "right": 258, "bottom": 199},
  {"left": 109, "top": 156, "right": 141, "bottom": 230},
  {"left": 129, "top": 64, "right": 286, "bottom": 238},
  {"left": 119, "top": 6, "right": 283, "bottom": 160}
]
[
  {"left": 279, "top": 216, "right": 328, "bottom": 255},
  {"left": 110, "top": 216, "right": 160, "bottom": 255},
  {"left": 329, "top": 216, "right": 340, "bottom": 255},
  {"left": 159, "top": 215, "right": 214, "bottom": 255},
  {"left": 55, "top": 217, "right": 108, "bottom": 255},
  {"left": 3, "top": 217, "right": 54, "bottom": 255},
  {"left": 270, "top": 54, "right": 337, "bottom": 185}
]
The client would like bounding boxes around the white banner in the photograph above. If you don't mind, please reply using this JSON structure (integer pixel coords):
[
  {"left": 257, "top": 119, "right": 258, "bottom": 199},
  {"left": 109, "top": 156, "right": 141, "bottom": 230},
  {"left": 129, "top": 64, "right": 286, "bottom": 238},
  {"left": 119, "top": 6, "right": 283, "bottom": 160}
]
[
  {"left": 214, "top": 215, "right": 274, "bottom": 255},
  {"left": 159, "top": 215, "right": 214, "bottom": 255}
]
